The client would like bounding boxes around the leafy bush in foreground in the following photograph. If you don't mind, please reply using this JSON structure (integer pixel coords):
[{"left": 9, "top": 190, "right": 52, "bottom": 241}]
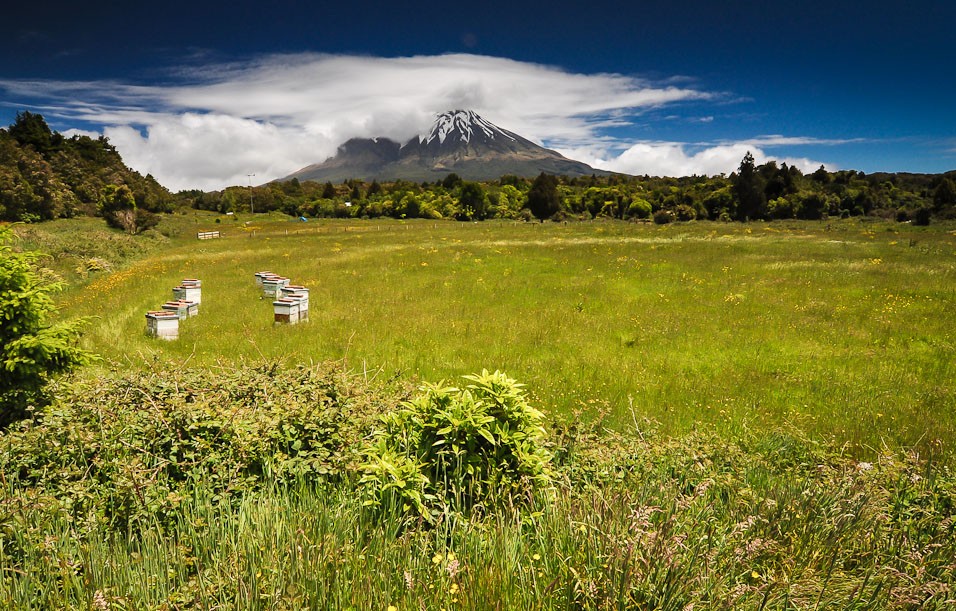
[
  {"left": 0, "top": 363, "right": 394, "bottom": 532},
  {"left": 360, "top": 370, "right": 553, "bottom": 523},
  {"left": 2, "top": 365, "right": 955, "bottom": 608}
]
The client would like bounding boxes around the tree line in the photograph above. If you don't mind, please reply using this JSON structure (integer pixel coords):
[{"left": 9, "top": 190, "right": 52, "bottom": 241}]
[{"left": 197, "top": 158, "right": 956, "bottom": 225}]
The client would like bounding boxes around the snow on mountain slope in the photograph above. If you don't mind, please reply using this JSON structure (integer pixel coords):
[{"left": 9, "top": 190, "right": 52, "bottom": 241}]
[{"left": 421, "top": 109, "right": 517, "bottom": 145}]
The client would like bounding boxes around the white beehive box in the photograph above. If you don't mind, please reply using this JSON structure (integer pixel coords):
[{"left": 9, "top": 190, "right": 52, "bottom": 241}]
[
  {"left": 146, "top": 310, "right": 179, "bottom": 340},
  {"left": 282, "top": 289, "right": 309, "bottom": 320},
  {"left": 161, "top": 299, "right": 198, "bottom": 319},
  {"left": 161, "top": 300, "right": 192, "bottom": 320},
  {"left": 173, "top": 278, "right": 202, "bottom": 303},
  {"left": 262, "top": 276, "right": 290, "bottom": 298},
  {"left": 254, "top": 271, "right": 274, "bottom": 287},
  {"left": 173, "top": 284, "right": 202, "bottom": 305},
  {"left": 273, "top": 297, "right": 300, "bottom": 324}
]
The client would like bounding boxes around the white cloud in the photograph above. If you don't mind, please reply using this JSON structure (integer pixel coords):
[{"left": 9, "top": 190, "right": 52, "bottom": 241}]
[
  {"left": 726, "top": 135, "right": 865, "bottom": 147},
  {"left": 559, "top": 141, "right": 830, "bottom": 177},
  {"left": 1, "top": 52, "right": 843, "bottom": 189},
  {"left": 103, "top": 114, "right": 331, "bottom": 190}
]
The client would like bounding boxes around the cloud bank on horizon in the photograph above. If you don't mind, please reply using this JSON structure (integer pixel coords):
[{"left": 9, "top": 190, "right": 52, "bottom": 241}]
[{"left": 2, "top": 53, "right": 839, "bottom": 191}]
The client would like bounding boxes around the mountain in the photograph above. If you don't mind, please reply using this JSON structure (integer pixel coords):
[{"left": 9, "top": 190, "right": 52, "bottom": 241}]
[{"left": 280, "top": 110, "right": 610, "bottom": 183}]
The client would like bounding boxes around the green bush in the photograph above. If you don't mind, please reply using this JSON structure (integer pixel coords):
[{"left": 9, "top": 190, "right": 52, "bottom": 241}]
[
  {"left": 653, "top": 209, "right": 674, "bottom": 224},
  {"left": 674, "top": 203, "right": 697, "bottom": 221},
  {"left": 0, "top": 227, "right": 91, "bottom": 427},
  {"left": 0, "top": 363, "right": 390, "bottom": 530},
  {"left": 913, "top": 206, "right": 932, "bottom": 226},
  {"left": 627, "top": 197, "right": 652, "bottom": 219},
  {"left": 360, "top": 370, "right": 553, "bottom": 523}
]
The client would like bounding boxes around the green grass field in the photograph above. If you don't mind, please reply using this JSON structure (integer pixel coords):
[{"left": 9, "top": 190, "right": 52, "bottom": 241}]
[
  {"left": 54, "top": 216, "right": 956, "bottom": 463},
  {"left": 6, "top": 214, "right": 956, "bottom": 609}
]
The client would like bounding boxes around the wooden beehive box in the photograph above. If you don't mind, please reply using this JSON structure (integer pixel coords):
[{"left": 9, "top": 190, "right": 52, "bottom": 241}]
[
  {"left": 273, "top": 297, "right": 300, "bottom": 324},
  {"left": 145, "top": 310, "right": 179, "bottom": 340}
]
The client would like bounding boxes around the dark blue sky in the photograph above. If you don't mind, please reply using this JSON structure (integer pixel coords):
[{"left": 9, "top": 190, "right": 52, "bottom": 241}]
[{"left": 3, "top": 0, "right": 953, "bottom": 187}]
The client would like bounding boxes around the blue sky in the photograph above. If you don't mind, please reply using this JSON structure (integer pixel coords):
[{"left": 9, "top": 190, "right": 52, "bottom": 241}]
[{"left": 2, "top": 0, "right": 953, "bottom": 190}]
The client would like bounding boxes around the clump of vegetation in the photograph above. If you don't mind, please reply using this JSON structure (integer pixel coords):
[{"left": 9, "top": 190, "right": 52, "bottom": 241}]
[
  {"left": 98, "top": 183, "right": 161, "bottom": 234},
  {"left": 360, "top": 370, "right": 553, "bottom": 524},
  {"left": 1, "top": 372, "right": 954, "bottom": 608},
  {"left": 653, "top": 208, "right": 674, "bottom": 224},
  {"left": 0, "top": 363, "right": 393, "bottom": 531},
  {"left": 0, "top": 226, "right": 91, "bottom": 427},
  {"left": 0, "top": 111, "right": 172, "bottom": 224}
]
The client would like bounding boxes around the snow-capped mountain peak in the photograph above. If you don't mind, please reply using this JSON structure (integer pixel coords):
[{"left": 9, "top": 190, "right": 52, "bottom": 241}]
[
  {"left": 278, "top": 108, "right": 610, "bottom": 183},
  {"left": 421, "top": 110, "right": 517, "bottom": 145}
]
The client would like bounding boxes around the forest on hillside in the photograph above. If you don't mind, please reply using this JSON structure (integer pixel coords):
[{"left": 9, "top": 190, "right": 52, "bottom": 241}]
[
  {"left": 0, "top": 112, "right": 171, "bottom": 231},
  {"left": 3, "top": 112, "right": 955, "bottom": 227}
]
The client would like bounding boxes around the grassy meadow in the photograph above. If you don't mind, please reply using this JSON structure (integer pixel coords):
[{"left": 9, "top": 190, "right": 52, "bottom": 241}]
[
  {"left": 4, "top": 214, "right": 956, "bottom": 608},
  {"left": 54, "top": 216, "right": 956, "bottom": 463}
]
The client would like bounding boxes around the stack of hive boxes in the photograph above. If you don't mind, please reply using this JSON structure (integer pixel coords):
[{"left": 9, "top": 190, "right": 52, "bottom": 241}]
[
  {"left": 255, "top": 271, "right": 309, "bottom": 325},
  {"left": 145, "top": 278, "right": 202, "bottom": 340}
]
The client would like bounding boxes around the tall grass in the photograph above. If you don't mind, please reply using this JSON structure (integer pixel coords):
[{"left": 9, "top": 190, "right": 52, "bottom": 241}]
[
  {"left": 3, "top": 431, "right": 954, "bottom": 609},
  {"left": 52, "top": 217, "right": 956, "bottom": 463}
]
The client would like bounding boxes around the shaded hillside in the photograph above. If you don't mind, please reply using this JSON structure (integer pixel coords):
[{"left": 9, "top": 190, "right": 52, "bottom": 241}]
[{"left": 0, "top": 111, "right": 172, "bottom": 223}]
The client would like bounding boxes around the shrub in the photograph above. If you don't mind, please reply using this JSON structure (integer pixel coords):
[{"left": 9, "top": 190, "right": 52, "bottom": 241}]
[
  {"left": 768, "top": 196, "right": 796, "bottom": 219},
  {"left": 913, "top": 206, "right": 932, "bottom": 226},
  {"left": 359, "top": 370, "right": 552, "bottom": 524},
  {"left": 0, "top": 363, "right": 390, "bottom": 529},
  {"left": 674, "top": 204, "right": 697, "bottom": 221},
  {"left": 653, "top": 209, "right": 674, "bottom": 224},
  {"left": 627, "top": 197, "right": 652, "bottom": 219},
  {"left": 0, "top": 228, "right": 91, "bottom": 427}
]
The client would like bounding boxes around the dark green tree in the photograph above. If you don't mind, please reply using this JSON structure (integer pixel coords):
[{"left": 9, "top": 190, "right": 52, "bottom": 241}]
[
  {"left": 321, "top": 181, "right": 337, "bottom": 199},
  {"left": 912, "top": 206, "right": 932, "bottom": 226},
  {"left": 457, "top": 181, "right": 488, "bottom": 220},
  {"left": 762, "top": 162, "right": 793, "bottom": 201},
  {"left": 796, "top": 192, "right": 828, "bottom": 220},
  {"left": 99, "top": 184, "right": 137, "bottom": 231},
  {"left": 281, "top": 177, "right": 302, "bottom": 196},
  {"left": 98, "top": 184, "right": 156, "bottom": 233},
  {"left": 1, "top": 227, "right": 92, "bottom": 427},
  {"left": 526, "top": 173, "right": 561, "bottom": 220},
  {"left": 8, "top": 111, "right": 57, "bottom": 155},
  {"left": 441, "top": 173, "right": 463, "bottom": 189},
  {"left": 933, "top": 177, "right": 956, "bottom": 211},
  {"left": 732, "top": 152, "right": 766, "bottom": 221},
  {"left": 811, "top": 165, "right": 830, "bottom": 184}
]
